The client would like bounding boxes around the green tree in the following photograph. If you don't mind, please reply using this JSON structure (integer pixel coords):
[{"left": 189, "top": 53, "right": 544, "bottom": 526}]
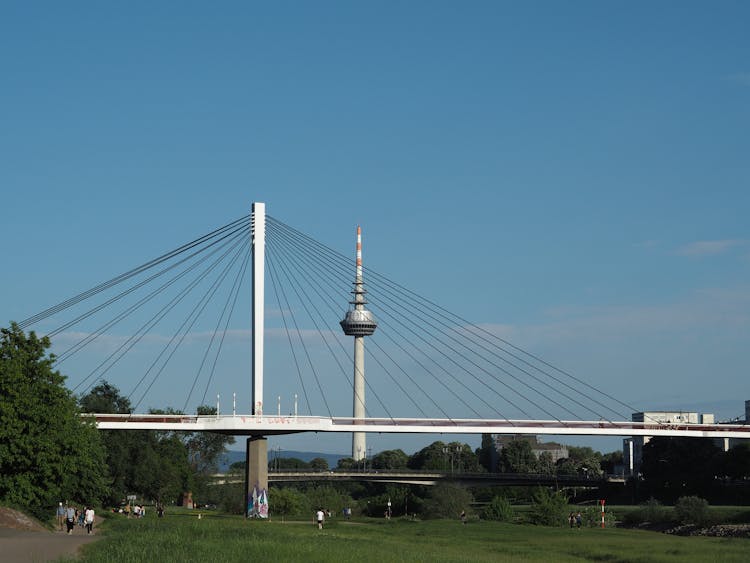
[
  {"left": 186, "top": 405, "right": 235, "bottom": 474},
  {"left": 720, "top": 442, "right": 750, "bottom": 480},
  {"left": 270, "top": 487, "right": 307, "bottom": 519},
  {"left": 567, "top": 445, "right": 603, "bottom": 477},
  {"left": 675, "top": 495, "right": 712, "bottom": 526},
  {"left": 0, "top": 323, "right": 109, "bottom": 516},
  {"left": 499, "top": 439, "right": 537, "bottom": 473},
  {"left": 408, "top": 441, "right": 448, "bottom": 470},
  {"left": 483, "top": 495, "right": 514, "bottom": 521},
  {"left": 371, "top": 449, "right": 408, "bottom": 470},
  {"left": 477, "top": 434, "right": 497, "bottom": 472},
  {"left": 80, "top": 383, "right": 194, "bottom": 505},
  {"left": 537, "top": 451, "right": 556, "bottom": 475},
  {"left": 421, "top": 483, "right": 473, "bottom": 519},
  {"left": 337, "top": 457, "right": 356, "bottom": 470},
  {"left": 309, "top": 457, "right": 329, "bottom": 471},
  {"left": 641, "top": 437, "right": 720, "bottom": 501},
  {"left": 528, "top": 487, "right": 569, "bottom": 526}
]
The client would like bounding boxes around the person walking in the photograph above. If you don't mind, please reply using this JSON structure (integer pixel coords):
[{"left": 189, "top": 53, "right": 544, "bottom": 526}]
[
  {"left": 84, "top": 506, "right": 95, "bottom": 535},
  {"left": 315, "top": 508, "right": 325, "bottom": 529},
  {"left": 65, "top": 505, "right": 76, "bottom": 535},
  {"left": 460, "top": 510, "right": 467, "bottom": 525},
  {"left": 56, "top": 503, "right": 65, "bottom": 531}
]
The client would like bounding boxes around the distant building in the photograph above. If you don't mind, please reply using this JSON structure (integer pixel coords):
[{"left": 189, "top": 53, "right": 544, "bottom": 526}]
[
  {"left": 494, "top": 435, "right": 569, "bottom": 464},
  {"left": 623, "top": 410, "right": 715, "bottom": 476}
]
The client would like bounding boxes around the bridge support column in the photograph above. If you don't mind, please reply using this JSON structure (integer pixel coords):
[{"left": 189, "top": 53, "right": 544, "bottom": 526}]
[{"left": 245, "top": 436, "right": 269, "bottom": 518}]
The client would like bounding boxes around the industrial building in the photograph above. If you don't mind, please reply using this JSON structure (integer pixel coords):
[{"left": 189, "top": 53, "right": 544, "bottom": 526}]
[{"left": 623, "top": 400, "right": 750, "bottom": 476}]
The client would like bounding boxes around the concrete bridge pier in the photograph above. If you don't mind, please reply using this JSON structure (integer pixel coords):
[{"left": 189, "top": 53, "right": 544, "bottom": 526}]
[{"left": 245, "top": 436, "right": 268, "bottom": 518}]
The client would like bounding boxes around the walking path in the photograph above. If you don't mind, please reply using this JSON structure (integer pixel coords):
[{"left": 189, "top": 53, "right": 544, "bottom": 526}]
[{"left": 0, "top": 507, "right": 100, "bottom": 562}]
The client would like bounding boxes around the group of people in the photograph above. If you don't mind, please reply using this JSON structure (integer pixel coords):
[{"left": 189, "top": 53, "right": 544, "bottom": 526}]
[
  {"left": 568, "top": 511, "right": 583, "bottom": 528},
  {"left": 56, "top": 502, "right": 95, "bottom": 535}
]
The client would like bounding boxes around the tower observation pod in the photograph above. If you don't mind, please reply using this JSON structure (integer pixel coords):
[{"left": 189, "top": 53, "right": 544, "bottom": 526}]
[{"left": 340, "top": 226, "right": 377, "bottom": 462}]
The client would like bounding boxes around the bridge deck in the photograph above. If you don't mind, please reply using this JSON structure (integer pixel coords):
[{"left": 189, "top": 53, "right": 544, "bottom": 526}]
[{"left": 88, "top": 414, "right": 750, "bottom": 438}]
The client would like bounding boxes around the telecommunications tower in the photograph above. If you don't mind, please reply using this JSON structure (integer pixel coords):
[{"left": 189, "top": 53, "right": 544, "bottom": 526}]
[{"left": 340, "top": 226, "right": 377, "bottom": 461}]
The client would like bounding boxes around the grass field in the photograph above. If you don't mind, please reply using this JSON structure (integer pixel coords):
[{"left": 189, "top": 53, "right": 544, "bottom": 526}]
[{"left": 70, "top": 512, "right": 750, "bottom": 563}]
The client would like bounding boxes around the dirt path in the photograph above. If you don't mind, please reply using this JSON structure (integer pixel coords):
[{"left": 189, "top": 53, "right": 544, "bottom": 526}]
[
  {"left": 0, "top": 528, "right": 99, "bottom": 562},
  {"left": 0, "top": 507, "right": 100, "bottom": 562}
]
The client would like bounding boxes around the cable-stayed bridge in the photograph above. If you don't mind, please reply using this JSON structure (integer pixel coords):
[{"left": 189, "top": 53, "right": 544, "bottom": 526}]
[{"left": 15, "top": 202, "right": 749, "bottom": 515}]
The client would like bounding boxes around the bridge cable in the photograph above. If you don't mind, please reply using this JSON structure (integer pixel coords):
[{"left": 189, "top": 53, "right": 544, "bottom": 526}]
[
  {"left": 268, "top": 219, "right": 512, "bottom": 420},
  {"left": 266, "top": 225, "right": 433, "bottom": 420},
  {"left": 267, "top": 219, "right": 504, "bottom": 420},
  {"left": 267, "top": 216, "right": 635, "bottom": 421},
  {"left": 267, "top": 235, "right": 368, "bottom": 418},
  {"left": 18, "top": 215, "right": 250, "bottom": 330},
  {"left": 197, "top": 243, "right": 252, "bottom": 408},
  {"left": 129, "top": 235, "right": 249, "bottom": 411},
  {"left": 265, "top": 247, "right": 315, "bottom": 416},
  {"left": 71, "top": 227, "right": 249, "bottom": 396},
  {"left": 179, "top": 237, "right": 250, "bottom": 410},
  {"left": 267, "top": 234, "right": 393, "bottom": 420},
  {"left": 267, "top": 222, "right": 473, "bottom": 420},
  {"left": 269, "top": 223, "right": 482, "bottom": 420},
  {"left": 55, "top": 223, "right": 250, "bottom": 368}
]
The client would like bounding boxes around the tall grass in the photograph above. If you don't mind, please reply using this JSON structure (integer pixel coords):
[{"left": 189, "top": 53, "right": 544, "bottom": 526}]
[{"left": 73, "top": 513, "right": 750, "bottom": 563}]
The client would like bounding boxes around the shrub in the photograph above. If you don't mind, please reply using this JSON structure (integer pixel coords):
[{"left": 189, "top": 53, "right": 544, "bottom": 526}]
[
  {"left": 580, "top": 505, "right": 616, "bottom": 528},
  {"left": 482, "top": 495, "right": 514, "bottom": 522},
  {"left": 421, "top": 484, "right": 474, "bottom": 519},
  {"left": 528, "top": 488, "right": 569, "bottom": 527},
  {"left": 621, "top": 498, "right": 672, "bottom": 527},
  {"left": 675, "top": 495, "right": 712, "bottom": 526}
]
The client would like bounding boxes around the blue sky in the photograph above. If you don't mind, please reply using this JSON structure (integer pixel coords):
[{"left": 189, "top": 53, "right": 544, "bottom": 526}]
[{"left": 2, "top": 2, "right": 749, "bottom": 456}]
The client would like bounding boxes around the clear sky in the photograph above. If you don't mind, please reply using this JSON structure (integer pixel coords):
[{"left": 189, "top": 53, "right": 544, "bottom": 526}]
[{"left": 2, "top": 2, "right": 749, "bottom": 456}]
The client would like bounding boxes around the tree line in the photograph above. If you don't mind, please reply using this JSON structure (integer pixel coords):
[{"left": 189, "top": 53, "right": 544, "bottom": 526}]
[{"left": 0, "top": 323, "right": 232, "bottom": 518}]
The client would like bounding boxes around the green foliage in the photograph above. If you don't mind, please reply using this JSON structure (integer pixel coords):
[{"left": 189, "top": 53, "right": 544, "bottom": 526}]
[
  {"left": 0, "top": 323, "right": 110, "bottom": 516},
  {"left": 304, "top": 484, "right": 352, "bottom": 514},
  {"left": 528, "top": 488, "right": 569, "bottom": 526},
  {"left": 270, "top": 487, "right": 307, "bottom": 518},
  {"left": 215, "top": 467, "right": 244, "bottom": 515},
  {"left": 421, "top": 483, "right": 473, "bottom": 519},
  {"left": 675, "top": 495, "right": 712, "bottom": 526},
  {"left": 79, "top": 383, "right": 194, "bottom": 505},
  {"left": 275, "top": 457, "right": 310, "bottom": 469},
  {"left": 499, "top": 439, "right": 537, "bottom": 473},
  {"left": 336, "top": 457, "right": 355, "bottom": 469},
  {"left": 600, "top": 450, "right": 624, "bottom": 474},
  {"left": 309, "top": 457, "right": 329, "bottom": 470},
  {"left": 720, "top": 442, "right": 750, "bottom": 480},
  {"left": 371, "top": 449, "right": 408, "bottom": 470},
  {"left": 579, "top": 505, "right": 616, "bottom": 528},
  {"left": 408, "top": 441, "right": 449, "bottom": 470},
  {"left": 477, "top": 433, "right": 496, "bottom": 472},
  {"left": 641, "top": 437, "right": 720, "bottom": 501},
  {"left": 536, "top": 452, "right": 556, "bottom": 475},
  {"left": 408, "top": 441, "right": 479, "bottom": 472},
  {"left": 187, "top": 405, "right": 235, "bottom": 475},
  {"left": 482, "top": 495, "right": 514, "bottom": 522},
  {"left": 622, "top": 498, "right": 673, "bottom": 526}
]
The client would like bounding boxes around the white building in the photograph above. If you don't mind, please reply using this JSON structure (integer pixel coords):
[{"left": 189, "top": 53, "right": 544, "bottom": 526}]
[{"left": 623, "top": 410, "right": 715, "bottom": 476}]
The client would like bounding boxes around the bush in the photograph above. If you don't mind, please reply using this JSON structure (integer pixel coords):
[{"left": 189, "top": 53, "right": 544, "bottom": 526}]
[
  {"left": 621, "top": 498, "right": 672, "bottom": 527},
  {"left": 421, "top": 484, "right": 473, "bottom": 519},
  {"left": 675, "top": 496, "right": 712, "bottom": 526},
  {"left": 528, "top": 488, "right": 569, "bottom": 527},
  {"left": 482, "top": 495, "right": 514, "bottom": 522},
  {"left": 580, "top": 505, "right": 616, "bottom": 528}
]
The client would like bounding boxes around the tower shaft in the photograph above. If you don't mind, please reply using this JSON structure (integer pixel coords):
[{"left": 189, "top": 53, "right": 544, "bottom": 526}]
[{"left": 340, "top": 226, "right": 377, "bottom": 462}]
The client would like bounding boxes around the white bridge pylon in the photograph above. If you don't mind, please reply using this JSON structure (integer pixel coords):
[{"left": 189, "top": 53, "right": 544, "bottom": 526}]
[{"left": 91, "top": 414, "right": 750, "bottom": 439}]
